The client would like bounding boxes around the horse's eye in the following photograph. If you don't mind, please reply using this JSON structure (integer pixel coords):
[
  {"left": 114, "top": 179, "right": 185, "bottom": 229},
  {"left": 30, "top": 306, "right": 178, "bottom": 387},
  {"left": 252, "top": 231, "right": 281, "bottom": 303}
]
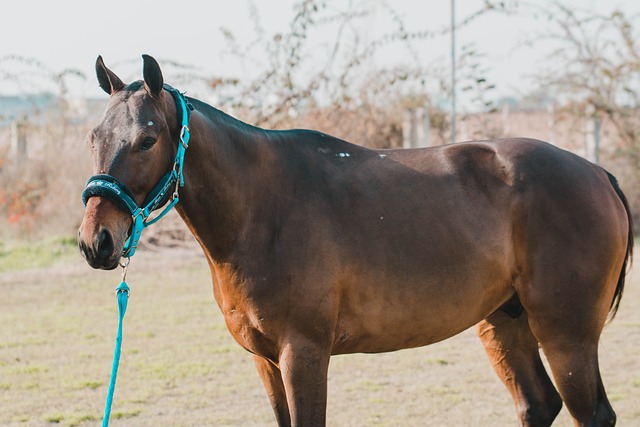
[{"left": 140, "top": 137, "right": 156, "bottom": 151}]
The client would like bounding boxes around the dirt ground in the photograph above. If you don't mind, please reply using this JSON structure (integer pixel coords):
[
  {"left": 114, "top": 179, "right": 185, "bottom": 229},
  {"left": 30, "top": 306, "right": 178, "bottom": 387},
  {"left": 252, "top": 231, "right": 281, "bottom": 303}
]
[{"left": 0, "top": 244, "right": 639, "bottom": 426}]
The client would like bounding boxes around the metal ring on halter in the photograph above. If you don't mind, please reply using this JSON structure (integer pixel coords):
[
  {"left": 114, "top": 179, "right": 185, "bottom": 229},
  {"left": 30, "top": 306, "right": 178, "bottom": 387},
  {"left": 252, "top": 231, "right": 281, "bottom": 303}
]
[{"left": 119, "top": 257, "right": 130, "bottom": 269}]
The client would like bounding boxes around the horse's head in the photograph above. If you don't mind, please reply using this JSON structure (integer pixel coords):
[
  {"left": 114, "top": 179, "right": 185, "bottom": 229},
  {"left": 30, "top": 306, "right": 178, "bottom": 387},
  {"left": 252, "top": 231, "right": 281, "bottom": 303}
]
[{"left": 78, "top": 55, "right": 181, "bottom": 269}]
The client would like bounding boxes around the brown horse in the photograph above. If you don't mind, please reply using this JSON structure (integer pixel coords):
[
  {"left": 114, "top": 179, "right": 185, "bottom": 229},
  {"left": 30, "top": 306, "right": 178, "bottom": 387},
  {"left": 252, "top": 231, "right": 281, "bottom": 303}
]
[{"left": 78, "top": 55, "right": 633, "bottom": 427}]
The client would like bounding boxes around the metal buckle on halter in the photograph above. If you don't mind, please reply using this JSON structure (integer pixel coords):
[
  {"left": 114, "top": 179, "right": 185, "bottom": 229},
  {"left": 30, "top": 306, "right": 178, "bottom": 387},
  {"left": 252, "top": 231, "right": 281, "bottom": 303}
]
[
  {"left": 179, "top": 125, "right": 189, "bottom": 149},
  {"left": 132, "top": 209, "right": 147, "bottom": 225}
]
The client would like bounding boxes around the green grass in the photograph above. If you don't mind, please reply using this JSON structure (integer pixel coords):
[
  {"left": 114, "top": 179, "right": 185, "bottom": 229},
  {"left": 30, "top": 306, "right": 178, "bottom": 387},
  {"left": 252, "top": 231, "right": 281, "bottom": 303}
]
[
  {"left": 111, "top": 408, "right": 142, "bottom": 419},
  {"left": 0, "top": 235, "right": 78, "bottom": 271},
  {"left": 43, "top": 412, "right": 99, "bottom": 426},
  {"left": 9, "top": 364, "right": 49, "bottom": 375}
]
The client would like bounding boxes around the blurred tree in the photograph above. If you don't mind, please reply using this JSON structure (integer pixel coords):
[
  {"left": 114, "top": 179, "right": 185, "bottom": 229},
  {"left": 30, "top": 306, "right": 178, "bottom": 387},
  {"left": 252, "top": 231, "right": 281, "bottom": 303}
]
[
  {"left": 0, "top": 55, "right": 88, "bottom": 235},
  {"left": 526, "top": 2, "right": 640, "bottom": 226},
  {"left": 210, "top": 0, "right": 506, "bottom": 146}
]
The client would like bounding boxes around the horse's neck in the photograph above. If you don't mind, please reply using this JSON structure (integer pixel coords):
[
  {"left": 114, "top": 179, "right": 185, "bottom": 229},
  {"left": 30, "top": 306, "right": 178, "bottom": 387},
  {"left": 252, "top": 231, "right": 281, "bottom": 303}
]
[{"left": 175, "top": 106, "right": 268, "bottom": 263}]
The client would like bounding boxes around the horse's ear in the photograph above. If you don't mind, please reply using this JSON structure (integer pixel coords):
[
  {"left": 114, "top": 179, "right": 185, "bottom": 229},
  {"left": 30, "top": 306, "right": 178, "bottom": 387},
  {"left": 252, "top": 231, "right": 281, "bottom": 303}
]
[
  {"left": 142, "top": 54, "right": 163, "bottom": 97},
  {"left": 95, "top": 55, "right": 125, "bottom": 95}
]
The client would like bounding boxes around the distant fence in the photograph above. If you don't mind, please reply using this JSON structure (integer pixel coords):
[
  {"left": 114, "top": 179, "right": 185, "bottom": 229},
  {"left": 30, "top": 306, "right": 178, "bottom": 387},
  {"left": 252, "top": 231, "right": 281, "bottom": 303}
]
[
  {"left": 399, "top": 104, "right": 613, "bottom": 165},
  {"left": 402, "top": 107, "right": 430, "bottom": 149},
  {"left": 10, "top": 119, "right": 27, "bottom": 166}
]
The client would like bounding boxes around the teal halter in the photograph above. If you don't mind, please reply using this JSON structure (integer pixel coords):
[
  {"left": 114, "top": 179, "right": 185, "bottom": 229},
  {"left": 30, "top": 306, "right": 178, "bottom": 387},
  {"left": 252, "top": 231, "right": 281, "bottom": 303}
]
[{"left": 81, "top": 84, "right": 192, "bottom": 258}]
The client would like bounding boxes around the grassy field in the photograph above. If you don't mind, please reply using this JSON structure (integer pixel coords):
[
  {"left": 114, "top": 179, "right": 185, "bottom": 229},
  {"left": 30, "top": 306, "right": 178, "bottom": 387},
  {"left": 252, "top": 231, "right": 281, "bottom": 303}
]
[{"left": 0, "top": 238, "right": 639, "bottom": 426}]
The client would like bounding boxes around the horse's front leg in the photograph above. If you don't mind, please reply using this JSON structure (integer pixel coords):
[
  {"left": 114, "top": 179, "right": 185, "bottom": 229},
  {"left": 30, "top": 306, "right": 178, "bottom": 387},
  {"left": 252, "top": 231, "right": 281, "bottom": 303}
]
[
  {"left": 254, "top": 355, "right": 291, "bottom": 426},
  {"left": 278, "top": 334, "right": 332, "bottom": 427}
]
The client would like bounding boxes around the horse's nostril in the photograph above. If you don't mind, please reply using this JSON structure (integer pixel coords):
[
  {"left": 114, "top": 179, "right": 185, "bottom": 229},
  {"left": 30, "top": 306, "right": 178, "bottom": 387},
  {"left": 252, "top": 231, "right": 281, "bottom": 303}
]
[{"left": 97, "top": 228, "right": 114, "bottom": 259}]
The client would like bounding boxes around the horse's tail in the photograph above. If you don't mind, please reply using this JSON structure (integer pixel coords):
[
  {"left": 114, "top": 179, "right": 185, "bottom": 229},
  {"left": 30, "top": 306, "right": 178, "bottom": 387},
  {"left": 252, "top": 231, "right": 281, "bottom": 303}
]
[{"left": 606, "top": 172, "right": 634, "bottom": 321}]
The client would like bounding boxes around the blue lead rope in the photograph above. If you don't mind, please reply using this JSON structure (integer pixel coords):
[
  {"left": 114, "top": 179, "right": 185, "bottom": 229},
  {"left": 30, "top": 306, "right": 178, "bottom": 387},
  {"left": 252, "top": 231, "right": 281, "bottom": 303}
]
[{"left": 102, "top": 280, "right": 130, "bottom": 426}]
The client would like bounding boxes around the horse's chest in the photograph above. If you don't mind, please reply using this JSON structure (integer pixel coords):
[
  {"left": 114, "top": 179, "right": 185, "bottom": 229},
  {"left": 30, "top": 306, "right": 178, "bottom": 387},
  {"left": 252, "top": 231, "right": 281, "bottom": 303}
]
[
  {"left": 212, "top": 276, "right": 283, "bottom": 361},
  {"left": 222, "top": 308, "right": 272, "bottom": 356}
]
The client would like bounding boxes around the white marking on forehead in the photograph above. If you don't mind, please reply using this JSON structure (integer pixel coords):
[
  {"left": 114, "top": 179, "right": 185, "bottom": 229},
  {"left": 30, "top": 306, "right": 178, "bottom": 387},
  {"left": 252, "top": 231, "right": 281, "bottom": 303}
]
[{"left": 147, "top": 120, "right": 154, "bottom": 126}]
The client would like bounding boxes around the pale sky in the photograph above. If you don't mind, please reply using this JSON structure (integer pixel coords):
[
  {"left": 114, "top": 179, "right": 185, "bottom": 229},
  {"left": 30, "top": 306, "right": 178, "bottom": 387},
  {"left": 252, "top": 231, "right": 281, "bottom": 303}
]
[{"left": 1, "top": 0, "right": 638, "bottom": 109}]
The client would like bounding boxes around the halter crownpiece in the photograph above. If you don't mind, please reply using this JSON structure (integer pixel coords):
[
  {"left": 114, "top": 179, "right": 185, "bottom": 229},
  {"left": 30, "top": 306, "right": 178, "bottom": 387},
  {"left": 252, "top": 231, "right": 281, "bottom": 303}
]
[{"left": 81, "top": 84, "right": 193, "bottom": 258}]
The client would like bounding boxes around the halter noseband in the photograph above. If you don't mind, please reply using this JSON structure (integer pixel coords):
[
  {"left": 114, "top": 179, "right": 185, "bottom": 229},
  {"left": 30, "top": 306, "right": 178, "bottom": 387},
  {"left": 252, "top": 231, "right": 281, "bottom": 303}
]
[{"left": 81, "top": 84, "right": 192, "bottom": 258}]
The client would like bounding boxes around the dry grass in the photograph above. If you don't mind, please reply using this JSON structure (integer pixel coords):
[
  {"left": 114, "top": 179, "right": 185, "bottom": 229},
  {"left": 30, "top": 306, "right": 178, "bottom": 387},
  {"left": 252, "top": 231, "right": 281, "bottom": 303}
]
[{"left": 0, "top": 242, "right": 639, "bottom": 426}]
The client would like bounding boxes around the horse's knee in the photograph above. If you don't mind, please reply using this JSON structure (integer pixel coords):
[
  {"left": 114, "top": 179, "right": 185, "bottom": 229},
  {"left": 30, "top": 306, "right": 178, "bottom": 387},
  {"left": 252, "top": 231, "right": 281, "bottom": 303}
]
[
  {"left": 595, "top": 399, "right": 616, "bottom": 426},
  {"left": 518, "top": 395, "right": 562, "bottom": 427},
  {"left": 598, "top": 412, "right": 616, "bottom": 427},
  {"left": 533, "top": 336, "right": 617, "bottom": 427}
]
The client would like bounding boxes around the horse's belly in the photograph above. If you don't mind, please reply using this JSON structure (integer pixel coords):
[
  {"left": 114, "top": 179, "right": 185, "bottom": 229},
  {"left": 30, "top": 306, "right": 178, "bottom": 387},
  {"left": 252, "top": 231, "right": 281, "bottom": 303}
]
[{"left": 331, "top": 263, "right": 514, "bottom": 354}]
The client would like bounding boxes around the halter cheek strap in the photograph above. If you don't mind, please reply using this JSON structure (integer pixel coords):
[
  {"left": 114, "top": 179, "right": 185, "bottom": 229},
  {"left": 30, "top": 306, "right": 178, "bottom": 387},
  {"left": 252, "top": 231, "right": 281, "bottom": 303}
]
[{"left": 81, "top": 84, "right": 192, "bottom": 258}]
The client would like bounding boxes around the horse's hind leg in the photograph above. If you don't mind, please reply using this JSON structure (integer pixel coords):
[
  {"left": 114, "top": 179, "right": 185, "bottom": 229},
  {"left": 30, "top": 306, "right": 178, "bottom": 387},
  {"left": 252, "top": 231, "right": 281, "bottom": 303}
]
[
  {"left": 477, "top": 298, "right": 562, "bottom": 427},
  {"left": 535, "top": 334, "right": 614, "bottom": 426},
  {"left": 525, "top": 294, "right": 616, "bottom": 426},
  {"left": 254, "top": 355, "right": 291, "bottom": 426},
  {"left": 520, "top": 264, "right": 619, "bottom": 425}
]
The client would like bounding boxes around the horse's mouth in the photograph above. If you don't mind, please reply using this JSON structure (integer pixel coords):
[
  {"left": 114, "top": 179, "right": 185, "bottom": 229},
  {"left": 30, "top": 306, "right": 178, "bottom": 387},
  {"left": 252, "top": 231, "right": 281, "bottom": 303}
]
[
  {"left": 94, "top": 257, "right": 120, "bottom": 271},
  {"left": 78, "top": 245, "right": 121, "bottom": 270}
]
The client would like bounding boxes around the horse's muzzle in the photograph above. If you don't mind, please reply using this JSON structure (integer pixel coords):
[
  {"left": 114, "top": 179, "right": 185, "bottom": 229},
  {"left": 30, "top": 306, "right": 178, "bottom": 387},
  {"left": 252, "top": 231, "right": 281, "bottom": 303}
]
[
  {"left": 78, "top": 227, "right": 120, "bottom": 270},
  {"left": 78, "top": 197, "right": 130, "bottom": 270}
]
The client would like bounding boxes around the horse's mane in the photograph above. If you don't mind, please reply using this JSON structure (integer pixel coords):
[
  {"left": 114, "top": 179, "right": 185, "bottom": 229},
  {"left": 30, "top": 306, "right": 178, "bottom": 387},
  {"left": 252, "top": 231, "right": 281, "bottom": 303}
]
[{"left": 186, "top": 96, "right": 265, "bottom": 136}]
